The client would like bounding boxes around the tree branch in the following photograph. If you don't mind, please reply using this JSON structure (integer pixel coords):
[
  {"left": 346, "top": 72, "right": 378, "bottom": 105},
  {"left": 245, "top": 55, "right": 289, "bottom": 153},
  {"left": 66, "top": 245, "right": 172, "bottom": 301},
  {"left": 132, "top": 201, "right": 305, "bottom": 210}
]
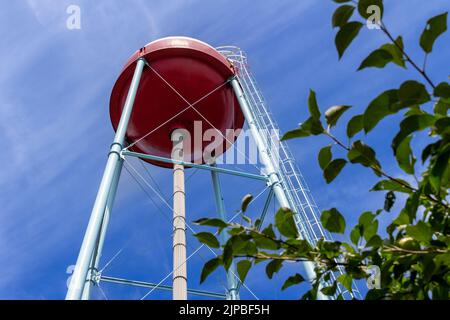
[
  {"left": 380, "top": 22, "right": 436, "bottom": 89},
  {"left": 324, "top": 131, "right": 450, "bottom": 210},
  {"left": 384, "top": 245, "right": 448, "bottom": 255}
]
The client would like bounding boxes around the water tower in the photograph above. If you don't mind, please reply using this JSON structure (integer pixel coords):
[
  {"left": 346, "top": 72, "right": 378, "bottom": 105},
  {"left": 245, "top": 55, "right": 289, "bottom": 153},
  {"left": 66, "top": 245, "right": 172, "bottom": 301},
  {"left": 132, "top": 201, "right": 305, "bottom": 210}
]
[{"left": 66, "top": 37, "right": 360, "bottom": 300}]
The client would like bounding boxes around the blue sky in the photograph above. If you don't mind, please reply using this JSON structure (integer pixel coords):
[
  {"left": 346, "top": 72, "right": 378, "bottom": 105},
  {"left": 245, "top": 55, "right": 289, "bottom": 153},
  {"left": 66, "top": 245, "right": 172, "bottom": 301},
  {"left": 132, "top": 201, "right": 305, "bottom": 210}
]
[{"left": 0, "top": 0, "right": 449, "bottom": 300}]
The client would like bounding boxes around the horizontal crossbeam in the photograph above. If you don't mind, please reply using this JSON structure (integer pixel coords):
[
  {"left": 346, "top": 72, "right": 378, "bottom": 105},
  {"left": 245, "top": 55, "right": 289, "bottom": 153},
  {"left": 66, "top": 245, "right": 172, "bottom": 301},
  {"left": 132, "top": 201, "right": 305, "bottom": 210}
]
[
  {"left": 100, "top": 275, "right": 226, "bottom": 299},
  {"left": 121, "top": 150, "right": 268, "bottom": 182}
]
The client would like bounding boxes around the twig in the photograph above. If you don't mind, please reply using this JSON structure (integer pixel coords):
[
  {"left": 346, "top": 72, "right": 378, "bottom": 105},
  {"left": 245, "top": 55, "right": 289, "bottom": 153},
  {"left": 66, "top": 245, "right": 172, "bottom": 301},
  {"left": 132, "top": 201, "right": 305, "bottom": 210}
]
[
  {"left": 384, "top": 245, "right": 448, "bottom": 255},
  {"left": 324, "top": 131, "right": 450, "bottom": 210},
  {"left": 380, "top": 22, "right": 436, "bottom": 89}
]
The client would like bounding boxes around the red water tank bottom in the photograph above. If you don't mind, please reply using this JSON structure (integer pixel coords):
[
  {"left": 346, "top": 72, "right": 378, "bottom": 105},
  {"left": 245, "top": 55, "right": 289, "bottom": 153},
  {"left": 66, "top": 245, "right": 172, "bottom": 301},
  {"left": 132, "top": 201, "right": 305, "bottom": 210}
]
[{"left": 109, "top": 37, "right": 244, "bottom": 168}]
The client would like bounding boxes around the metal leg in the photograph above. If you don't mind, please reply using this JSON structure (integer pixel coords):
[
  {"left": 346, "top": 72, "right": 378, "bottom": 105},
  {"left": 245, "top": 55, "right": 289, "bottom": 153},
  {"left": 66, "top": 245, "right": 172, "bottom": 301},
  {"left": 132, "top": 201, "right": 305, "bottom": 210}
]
[
  {"left": 81, "top": 162, "right": 123, "bottom": 300},
  {"left": 210, "top": 163, "right": 239, "bottom": 300},
  {"left": 66, "top": 58, "right": 146, "bottom": 300},
  {"left": 230, "top": 78, "right": 327, "bottom": 300}
]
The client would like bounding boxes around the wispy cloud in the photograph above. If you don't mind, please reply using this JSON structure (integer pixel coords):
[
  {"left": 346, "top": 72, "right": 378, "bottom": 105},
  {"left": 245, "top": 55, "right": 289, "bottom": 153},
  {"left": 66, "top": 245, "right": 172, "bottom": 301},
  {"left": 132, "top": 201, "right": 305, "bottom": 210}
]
[{"left": 0, "top": 0, "right": 448, "bottom": 299}]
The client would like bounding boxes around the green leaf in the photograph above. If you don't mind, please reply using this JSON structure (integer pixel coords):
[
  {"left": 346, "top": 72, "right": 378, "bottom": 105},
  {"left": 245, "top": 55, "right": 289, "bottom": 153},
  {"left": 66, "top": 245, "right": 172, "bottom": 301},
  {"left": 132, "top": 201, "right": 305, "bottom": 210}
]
[
  {"left": 287, "top": 239, "right": 312, "bottom": 256},
  {"left": 392, "top": 114, "right": 436, "bottom": 152},
  {"left": 434, "top": 98, "right": 450, "bottom": 116},
  {"left": 406, "top": 221, "right": 432, "bottom": 243},
  {"left": 366, "top": 235, "right": 383, "bottom": 248},
  {"left": 281, "top": 117, "right": 324, "bottom": 141},
  {"left": 275, "top": 208, "right": 298, "bottom": 238},
  {"left": 402, "top": 191, "right": 420, "bottom": 223},
  {"left": 430, "top": 148, "right": 450, "bottom": 192},
  {"left": 380, "top": 37, "right": 406, "bottom": 68},
  {"left": 392, "top": 211, "right": 410, "bottom": 226},
  {"left": 194, "top": 218, "right": 228, "bottom": 230},
  {"left": 434, "top": 82, "right": 450, "bottom": 99},
  {"left": 404, "top": 106, "right": 425, "bottom": 116},
  {"left": 266, "top": 259, "right": 283, "bottom": 279},
  {"left": 359, "top": 211, "right": 375, "bottom": 226},
  {"left": 350, "top": 226, "right": 361, "bottom": 245},
  {"left": 348, "top": 140, "right": 381, "bottom": 169},
  {"left": 346, "top": 114, "right": 364, "bottom": 138},
  {"left": 384, "top": 191, "right": 396, "bottom": 212},
  {"left": 333, "top": 0, "right": 352, "bottom": 3},
  {"left": 325, "top": 105, "right": 351, "bottom": 128},
  {"left": 233, "top": 237, "right": 257, "bottom": 256},
  {"left": 358, "top": 37, "right": 406, "bottom": 71},
  {"left": 335, "top": 21, "right": 363, "bottom": 59},
  {"left": 262, "top": 224, "right": 277, "bottom": 238},
  {"left": 321, "top": 208, "right": 346, "bottom": 234},
  {"left": 303, "top": 117, "right": 325, "bottom": 135},
  {"left": 366, "top": 289, "right": 386, "bottom": 300},
  {"left": 332, "top": 5, "right": 355, "bottom": 28},
  {"left": 358, "top": 49, "right": 393, "bottom": 70},
  {"left": 254, "top": 235, "right": 280, "bottom": 251},
  {"left": 241, "top": 214, "right": 252, "bottom": 225},
  {"left": 200, "top": 258, "right": 221, "bottom": 283},
  {"left": 371, "top": 179, "right": 412, "bottom": 194},
  {"left": 321, "top": 281, "right": 338, "bottom": 296},
  {"left": 194, "top": 232, "right": 220, "bottom": 248},
  {"left": 318, "top": 145, "right": 332, "bottom": 170},
  {"left": 422, "top": 140, "right": 442, "bottom": 163},
  {"left": 363, "top": 89, "right": 400, "bottom": 133},
  {"left": 398, "top": 80, "right": 431, "bottom": 107},
  {"left": 223, "top": 240, "right": 233, "bottom": 270},
  {"left": 308, "top": 89, "right": 321, "bottom": 120},
  {"left": 236, "top": 260, "right": 252, "bottom": 283},
  {"left": 323, "top": 159, "right": 347, "bottom": 183},
  {"left": 281, "top": 273, "right": 305, "bottom": 290},
  {"left": 434, "top": 253, "right": 450, "bottom": 268},
  {"left": 281, "top": 128, "right": 311, "bottom": 140},
  {"left": 241, "top": 194, "right": 253, "bottom": 213},
  {"left": 422, "top": 142, "right": 436, "bottom": 164},
  {"left": 395, "top": 135, "right": 416, "bottom": 174},
  {"left": 337, "top": 274, "right": 353, "bottom": 292},
  {"left": 434, "top": 117, "right": 450, "bottom": 135},
  {"left": 358, "top": 0, "right": 383, "bottom": 19},
  {"left": 420, "top": 12, "right": 448, "bottom": 53},
  {"left": 222, "top": 236, "right": 236, "bottom": 270},
  {"left": 228, "top": 226, "right": 245, "bottom": 236},
  {"left": 364, "top": 219, "right": 379, "bottom": 241}
]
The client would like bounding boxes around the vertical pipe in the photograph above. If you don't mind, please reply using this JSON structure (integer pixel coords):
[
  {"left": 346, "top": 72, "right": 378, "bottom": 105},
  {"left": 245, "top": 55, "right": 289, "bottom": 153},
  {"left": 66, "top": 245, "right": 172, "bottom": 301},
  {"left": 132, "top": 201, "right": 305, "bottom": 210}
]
[
  {"left": 210, "top": 163, "right": 239, "bottom": 300},
  {"left": 172, "top": 130, "right": 187, "bottom": 300},
  {"left": 66, "top": 58, "right": 146, "bottom": 300},
  {"left": 230, "top": 78, "right": 327, "bottom": 300},
  {"left": 81, "top": 162, "right": 123, "bottom": 300}
]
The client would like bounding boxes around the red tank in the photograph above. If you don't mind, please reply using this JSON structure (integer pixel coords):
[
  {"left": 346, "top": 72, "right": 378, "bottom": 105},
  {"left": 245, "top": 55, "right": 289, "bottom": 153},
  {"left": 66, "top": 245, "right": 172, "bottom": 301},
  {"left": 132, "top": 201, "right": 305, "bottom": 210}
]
[{"left": 109, "top": 37, "right": 244, "bottom": 168}]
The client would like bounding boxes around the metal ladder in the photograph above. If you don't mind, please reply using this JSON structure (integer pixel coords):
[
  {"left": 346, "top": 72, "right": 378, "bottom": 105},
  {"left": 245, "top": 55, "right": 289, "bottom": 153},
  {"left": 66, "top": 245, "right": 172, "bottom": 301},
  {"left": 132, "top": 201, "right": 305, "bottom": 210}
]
[{"left": 217, "top": 46, "right": 361, "bottom": 300}]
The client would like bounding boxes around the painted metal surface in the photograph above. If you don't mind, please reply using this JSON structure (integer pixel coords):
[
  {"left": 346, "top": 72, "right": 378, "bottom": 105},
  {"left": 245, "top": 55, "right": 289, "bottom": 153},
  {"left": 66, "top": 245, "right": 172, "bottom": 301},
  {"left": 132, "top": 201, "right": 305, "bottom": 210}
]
[
  {"left": 81, "top": 161, "right": 123, "bottom": 300},
  {"left": 110, "top": 37, "right": 244, "bottom": 168},
  {"left": 210, "top": 164, "right": 239, "bottom": 300},
  {"left": 172, "top": 131, "right": 187, "bottom": 300},
  {"left": 122, "top": 150, "right": 268, "bottom": 181},
  {"left": 66, "top": 58, "right": 146, "bottom": 300},
  {"left": 100, "top": 276, "right": 226, "bottom": 299}
]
